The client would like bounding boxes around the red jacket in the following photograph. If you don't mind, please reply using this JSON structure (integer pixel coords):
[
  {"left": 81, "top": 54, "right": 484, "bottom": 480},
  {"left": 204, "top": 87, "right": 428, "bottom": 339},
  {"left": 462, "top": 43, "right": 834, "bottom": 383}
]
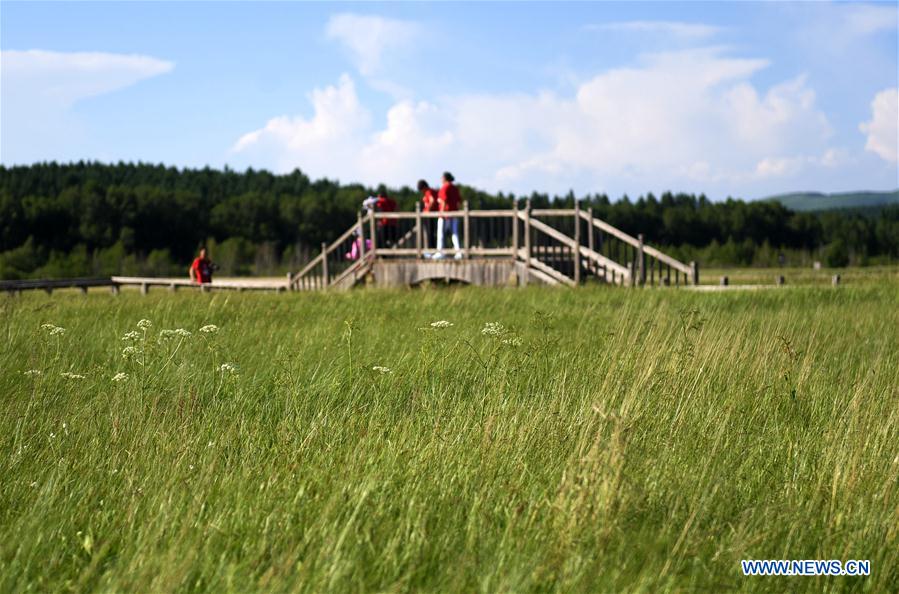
[
  {"left": 375, "top": 195, "right": 397, "bottom": 226},
  {"left": 438, "top": 182, "right": 460, "bottom": 212},
  {"left": 421, "top": 188, "right": 438, "bottom": 212}
]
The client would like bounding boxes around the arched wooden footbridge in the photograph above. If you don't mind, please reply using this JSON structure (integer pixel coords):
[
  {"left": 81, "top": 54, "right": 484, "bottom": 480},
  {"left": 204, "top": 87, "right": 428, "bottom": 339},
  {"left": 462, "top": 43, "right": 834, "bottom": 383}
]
[{"left": 289, "top": 202, "right": 698, "bottom": 290}]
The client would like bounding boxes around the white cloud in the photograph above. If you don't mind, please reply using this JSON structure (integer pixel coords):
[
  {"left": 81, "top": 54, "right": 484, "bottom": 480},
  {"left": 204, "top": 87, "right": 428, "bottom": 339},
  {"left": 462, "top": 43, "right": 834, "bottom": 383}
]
[
  {"left": 232, "top": 74, "right": 370, "bottom": 176},
  {"left": 232, "top": 48, "right": 838, "bottom": 196},
  {"left": 859, "top": 88, "right": 898, "bottom": 163},
  {"left": 2, "top": 49, "right": 173, "bottom": 106},
  {"left": 842, "top": 4, "right": 898, "bottom": 37},
  {"left": 325, "top": 13, "right": 420, "bottom": 77},
  {"left": 588, "top": 20, "right": 723, "bottom": 40},
  {"left": 1, "top": 49, "right": 173, "bottom": 163}
]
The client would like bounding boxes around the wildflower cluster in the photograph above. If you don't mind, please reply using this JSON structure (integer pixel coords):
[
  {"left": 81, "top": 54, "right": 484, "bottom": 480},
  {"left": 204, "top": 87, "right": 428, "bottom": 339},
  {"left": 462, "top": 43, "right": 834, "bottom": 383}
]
[
  {"left": 122, "top": 346, "right": 140, "bottom": 359},
  {"left": 60, "top": 372, "right": 86, "bottom": 380},
  {"left": 137, "top": 319, "right": 152, "bottom": 330},
  {"left": 430, "top": 320, "right": 453, "bottom": 329},
  {"left": 481, "top": 321, "right": 522, "bottom": 347},
  {"left": 160, "top": 328, "right": 192, "bottom": 340},
  {"left": 41, "top": 323, "right": 66, "bottom": 336},
  {"left": 121, "top": 331, "right": 141, "bottom": 341},
  {"left": 23, "top": 369, "right": 42, "bottom": 377},
  {"left": 481, "top": 322, "right": 505, "bottom": 336},
  {"left": 219, "top": 363, "right": 238, "bottom": 375},
  {"left": 111, "top": 372, "right": 129, "bottom": 383},
  {"left": 199, "top": 325, "right": 219, "bottom": 334},
  {"left": 372, "top": 366, "right": 392, "bottom": 374}
]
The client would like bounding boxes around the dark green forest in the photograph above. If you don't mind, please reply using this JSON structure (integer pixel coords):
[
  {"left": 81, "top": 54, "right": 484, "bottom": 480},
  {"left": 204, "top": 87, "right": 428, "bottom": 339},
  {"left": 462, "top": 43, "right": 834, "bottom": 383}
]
[{"left": 1, "top": 162, "right": 897, "bottom": 279}]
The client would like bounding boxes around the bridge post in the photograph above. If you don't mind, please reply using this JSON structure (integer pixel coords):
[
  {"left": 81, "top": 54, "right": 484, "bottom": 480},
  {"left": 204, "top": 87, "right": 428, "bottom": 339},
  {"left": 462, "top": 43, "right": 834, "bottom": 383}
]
[
  {"left": 690, "top": 261, "right": 699, "bottom": 285},
  {"left": 523, "top": 200, "right": 532, "bottom": 286},
  {"left": 415, "top": 202, "right": 423, "bottom": 260},
  {"left": 368, "top": 211, "right": 377, "bottom": 259},
  {"left": 286, "top": 271, "right": 294, "bottom": 291},
  {"left": 321, "top": 242, "right": 329, "bottom": 288},
  {"left": 463, "top": 200, "right": 470, "bottom": 259},
  {"left": 573, "top": 200, "right": 581, "bottom": 285},
  {"left": 357, "top": 213, "right": 366, "bottom": 262},
  {"left": 637, "top": 233, "right": 646, "bottom": 286},
  {"left": 511, "top": 202, "right": 519, "bottom": 257}
]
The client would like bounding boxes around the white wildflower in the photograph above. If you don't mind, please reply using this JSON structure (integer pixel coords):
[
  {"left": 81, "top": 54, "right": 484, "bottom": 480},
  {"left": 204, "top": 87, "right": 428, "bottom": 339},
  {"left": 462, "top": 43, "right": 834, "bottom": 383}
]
[
  {"left": 60, "top": 372, "right": 85, "bottom": 380},
  {"left": 121, "top": 330, "right": 140, "bottom": 341},
  {"left": 111, "top": 372, "right": 128, "bottom": 383},
  {"left": 502, "top": 336, "right": 523, "bottom": 347},
  {"left": 372, "top": 366, "right": 392, "bottom": 374},
  {"left": 159, "top": 328, "right": 190, "bottom": 340},
  {"left": 23, "top": 369, "right": 42, "bottom": 377},
  {"left": 122, "top": 346, "right": 139, "bottom": 359},
  {"left": 49, "top": 432, "right": 56, "bottom": 439},
  {"left": 219, "top": 363, "right": 238, "bottom": 375},
  {"left": 430, "top": 320, "right": 453, "bottom": 329},
  {"left": 481, "top": 322, "right": 505, "bottom": 336},
  {"left": 136, "top": 319, "right": 152, "bottom": 330},
  {"left": 199, "top": 324, "right": 218, "bottom": 334},
  {"left": 42, "top": 323, "right": 66, "bottom": 336}
]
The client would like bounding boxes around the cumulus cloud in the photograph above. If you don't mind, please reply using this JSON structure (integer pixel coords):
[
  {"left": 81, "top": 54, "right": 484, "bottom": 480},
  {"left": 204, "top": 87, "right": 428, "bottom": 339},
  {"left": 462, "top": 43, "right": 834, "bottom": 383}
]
[
  {"left": 859, "top": 88, "right": 898, "bottom": 163},
  {"left": 233, "top": 74, "right": 370, "bottom": 176},
  {"left": 587, "top": 21, "right": 723, "bottom": 40},
  {"left": 232, "top": 48, "right": 837, "bottom": 196}
]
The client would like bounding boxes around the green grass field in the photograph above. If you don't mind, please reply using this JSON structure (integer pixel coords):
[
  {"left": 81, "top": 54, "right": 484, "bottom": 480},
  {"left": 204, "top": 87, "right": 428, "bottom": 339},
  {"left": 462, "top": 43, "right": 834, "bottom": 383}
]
[{"left": 2, "top": 284, "right": 897, "bottom": 592}]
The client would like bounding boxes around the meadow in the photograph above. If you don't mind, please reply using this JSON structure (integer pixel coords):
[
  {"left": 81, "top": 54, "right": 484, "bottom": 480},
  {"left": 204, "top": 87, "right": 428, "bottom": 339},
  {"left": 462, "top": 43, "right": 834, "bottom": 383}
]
[{"left": 1, "top": 283, "right": 897, "bottom": 592}]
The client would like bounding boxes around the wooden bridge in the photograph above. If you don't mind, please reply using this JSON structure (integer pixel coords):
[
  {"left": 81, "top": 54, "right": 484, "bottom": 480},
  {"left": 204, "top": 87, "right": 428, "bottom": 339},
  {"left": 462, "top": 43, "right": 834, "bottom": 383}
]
[{"left": 289, "top": 202, "right": 698, "bottom": 290}]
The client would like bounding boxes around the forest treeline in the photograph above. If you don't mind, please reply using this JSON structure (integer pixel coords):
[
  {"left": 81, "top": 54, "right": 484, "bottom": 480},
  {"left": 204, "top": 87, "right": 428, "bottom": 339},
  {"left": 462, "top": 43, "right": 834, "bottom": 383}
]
[{"left": 1, "top": 162, "right": 898, "bottom": 279}]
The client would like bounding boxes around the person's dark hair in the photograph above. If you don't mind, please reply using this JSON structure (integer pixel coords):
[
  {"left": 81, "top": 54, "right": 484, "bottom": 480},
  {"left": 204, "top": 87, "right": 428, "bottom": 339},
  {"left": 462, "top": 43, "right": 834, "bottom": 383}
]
[
  {"left": 442, "top": 171, "right": 454, "bottom": 183},
  {"left": 376, "top": 184, "right": 388, "bottom": 197},
  {"left": 417, "top": 179, "right": 429, "bottom": 191}
]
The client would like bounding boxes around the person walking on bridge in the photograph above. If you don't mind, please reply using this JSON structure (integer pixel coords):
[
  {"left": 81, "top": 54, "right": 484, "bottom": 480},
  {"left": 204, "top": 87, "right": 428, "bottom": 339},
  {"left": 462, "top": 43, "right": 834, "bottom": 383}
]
[
  {"left": 436, "top": 172, "right": 462, "bottom": 260},
  {"left": 418, "top": 179, "right": 438, "bottom": 256},
  {"left": 189, "top": 247, "right": 215, "bottom": 284}
]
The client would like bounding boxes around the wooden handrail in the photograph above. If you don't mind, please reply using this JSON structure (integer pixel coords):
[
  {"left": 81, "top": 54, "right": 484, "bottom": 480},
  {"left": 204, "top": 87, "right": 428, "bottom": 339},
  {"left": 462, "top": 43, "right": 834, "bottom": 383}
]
[
  {"left": 576, "top": 210, "right": 692, "bottom": 276},
  {"left": 522, "top": 214, "right": 577, "bottom": 248},
  {"left": 516, "top": 248, "right": 575, "bottom": 287},
  {"left": 292, "top": 252, "right": 324, "bottom": 281}
]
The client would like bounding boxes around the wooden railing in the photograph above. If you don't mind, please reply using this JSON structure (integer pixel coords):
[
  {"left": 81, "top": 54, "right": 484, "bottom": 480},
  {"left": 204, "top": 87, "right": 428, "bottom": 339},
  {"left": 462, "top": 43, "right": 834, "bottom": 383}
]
[
  {"left": 290, "top": 202, "right": 698, "bottom": 289},
  {"left": 2, "top": 276, "right": 290, "bottom": 295}
]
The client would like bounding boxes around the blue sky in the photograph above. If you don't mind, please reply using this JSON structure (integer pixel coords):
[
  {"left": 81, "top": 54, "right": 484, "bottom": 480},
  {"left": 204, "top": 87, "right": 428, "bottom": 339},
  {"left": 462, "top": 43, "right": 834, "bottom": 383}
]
[{"left": 2, "top": 1, "right": 897, "bottom": 200}]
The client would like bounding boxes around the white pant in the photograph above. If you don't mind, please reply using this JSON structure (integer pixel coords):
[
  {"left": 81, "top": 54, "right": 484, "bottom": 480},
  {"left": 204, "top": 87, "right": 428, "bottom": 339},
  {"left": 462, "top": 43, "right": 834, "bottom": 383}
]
[{"left": 436, "top": 217, "right": 461, "bottom": 254}]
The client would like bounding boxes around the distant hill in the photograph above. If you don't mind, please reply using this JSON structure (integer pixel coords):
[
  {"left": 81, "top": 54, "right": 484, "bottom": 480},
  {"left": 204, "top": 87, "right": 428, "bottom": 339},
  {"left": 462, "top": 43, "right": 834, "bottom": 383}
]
[{"left": 765, "top": 190, "right": 899, "bottom": 212}]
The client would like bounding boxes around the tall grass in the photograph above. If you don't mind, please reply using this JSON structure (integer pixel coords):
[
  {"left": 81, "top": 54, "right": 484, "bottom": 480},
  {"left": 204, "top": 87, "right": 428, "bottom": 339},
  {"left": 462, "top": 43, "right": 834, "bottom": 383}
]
[{"left": 1, "top": 284, "right": 897, "bottom": 592}]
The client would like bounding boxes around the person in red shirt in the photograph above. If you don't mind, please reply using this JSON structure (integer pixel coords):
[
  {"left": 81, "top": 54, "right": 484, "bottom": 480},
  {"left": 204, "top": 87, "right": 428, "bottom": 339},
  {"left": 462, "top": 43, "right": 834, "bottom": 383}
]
[
  {"left": 374, "top": 187, "right": 398, "bottom": 247},
  {"left": 189, "top": 247, "right": 214, "bottom": 284},
  {"left": 418, "top": 179, "right": 438, "bottom": 254},
  {"left": 436, "top": 171, "right": 462, "bottom": 259}
]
